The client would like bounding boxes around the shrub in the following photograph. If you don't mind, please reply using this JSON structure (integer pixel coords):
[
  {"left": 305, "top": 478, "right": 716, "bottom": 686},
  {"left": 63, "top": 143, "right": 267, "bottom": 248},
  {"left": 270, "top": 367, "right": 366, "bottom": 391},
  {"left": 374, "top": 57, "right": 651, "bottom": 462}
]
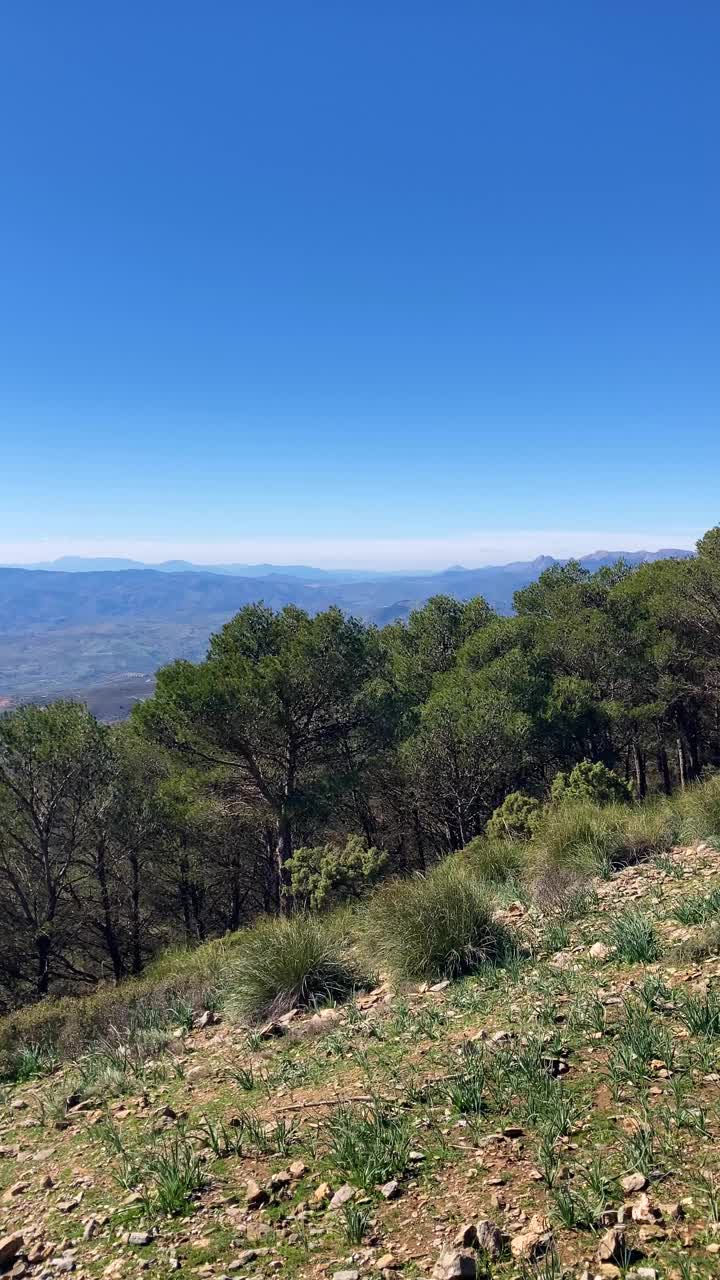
[
  {"left": 360, "top": 860, "right": 510, "bottom": 983},
  {"left": 530, "top": 799, "right": 678, "bottom": 886},
  {"left": 486, "top": 791, "right": 543, "bottom": 841},
  {"left": 458, "top": 834, "right": 527, "bottom": 884},
  {"left": 551, "top": 759, "right": 633, "bottom": 807},
  {"left": 287, "top": 835, "right": 388, "bottom": 911},
  {"left": 222, "top": 912, "right": 364, "bottom": 1022}
]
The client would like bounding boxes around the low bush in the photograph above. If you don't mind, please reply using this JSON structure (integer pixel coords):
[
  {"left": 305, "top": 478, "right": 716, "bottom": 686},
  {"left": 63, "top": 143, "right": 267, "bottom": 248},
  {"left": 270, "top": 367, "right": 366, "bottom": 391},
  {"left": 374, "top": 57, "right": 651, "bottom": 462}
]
[
  {"left": 530, "top": 799, "right": 679, "bottom": 885},
  {"left": 551, "top": 759, "right": 633, "bottom": 807},
  {"left": 222, "top": 912, "right": 364, "bottom": 1023},
  {"left": 360, "top": 860, "right": 510, "bottom": 982},
  {"left": 608, "top": 909, "right": 661, "bottom": 963},
  {"left": 325, "top": 1103, "right": 411, "bottom": 1188},
  {"left": 486, "top": 791, "right": 543, "bottom": 842},
  {"left": 287, "top": 835, "right": 388, "bottom": 910}
]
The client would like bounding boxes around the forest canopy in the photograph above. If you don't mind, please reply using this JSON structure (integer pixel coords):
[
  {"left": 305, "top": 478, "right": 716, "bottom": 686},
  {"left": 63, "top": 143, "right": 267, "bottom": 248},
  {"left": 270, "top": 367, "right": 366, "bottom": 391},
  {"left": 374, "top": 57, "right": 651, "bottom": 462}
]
[{"left": 1, "top": 528, "right": 719, "bottom": 1011}]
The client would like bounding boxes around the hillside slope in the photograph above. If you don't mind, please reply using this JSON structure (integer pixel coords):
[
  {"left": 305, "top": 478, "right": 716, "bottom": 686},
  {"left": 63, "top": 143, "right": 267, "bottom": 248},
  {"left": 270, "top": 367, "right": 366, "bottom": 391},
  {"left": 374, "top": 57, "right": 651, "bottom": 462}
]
[{"left": 2, "top": 842, "right": 720, "bottom": 1279}]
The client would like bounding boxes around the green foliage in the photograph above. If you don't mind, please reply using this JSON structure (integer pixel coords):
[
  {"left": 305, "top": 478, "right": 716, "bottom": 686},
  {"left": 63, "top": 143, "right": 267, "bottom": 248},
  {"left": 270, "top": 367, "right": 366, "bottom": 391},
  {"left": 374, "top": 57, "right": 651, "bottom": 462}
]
[
  {"left": 675, "top": 885, "right": 720, "bottom": 925},
  {"left": 608, "top": 909, "right": 661, "bottom": 963},
  {"left": 361, "top": 860, "right": 510, "bottom": 982},
  {"left": 222, "top": 912, "right": 365, "bottom": 1022},
  {"left": 325, "top": 1104, "right": 412, "bottom": 1188},
  {"left": 457, "top": 834, "right": 527, "bottom": 884},
  {"left": 486, "top": 790, "right": 543, "bottom": 841},
  {"left": 679, "top": 774, "right": 720, "bottom": 845},
  {"left": 287, "top": 835, "right": 388, "bottom": 911},
  {"left": 551, "top": 759, "right": 633, "bottom": 807}
]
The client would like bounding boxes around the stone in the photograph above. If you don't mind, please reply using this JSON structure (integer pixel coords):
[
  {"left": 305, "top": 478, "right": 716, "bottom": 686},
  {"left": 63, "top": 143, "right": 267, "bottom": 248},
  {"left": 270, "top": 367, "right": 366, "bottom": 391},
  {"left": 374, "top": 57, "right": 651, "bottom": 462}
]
[
  {"left": 377, "top": 1255, "right": 399, "bottom": 1270},
  {"left": 332, "top": 1272, "right": 360, "bottom": 1280},
  {"left": 288, "top": 1160, "right": 307, "bottom": 1179},
  {"left": 51, "top": 1257, "right": 76, "bottom": 1273},
  {"left": 431, "top": 1251, "right": 477, "bottom": 1280},
  {"left": 270, "top": 1170, "right": 292, "bottom": 1190},
  {"left": 57, "top": 1197, "right": 83, "bottom": 1213},
  {"left": 476, "top": 1220, "right": 504, "bottom": 1259},
  {"left": 379, "top": 1179, "right": 400, "bottom": 1200},
  {"left": 196, "top": 1010, "right": 217, "bottom": 1029},
  {"left": 126, "top": 1232, "right": 153, "bottom": 1246},
  {"left": 621, "top": 1173, "right": 647, "bottom": 1193},
  {"left": 245, "top": 1178, "right": 268, "bottom": 1209},
  {"left": 2, "top": 1182, "right": 30, "bottom": 1204},
  {"left": 82, "top": 1220, "right": 98, "bottom": 1242},
  {"left": 452, "top": 1225, "right": 477, "bottom": 1249},
  {"left": 596, "top": 1229, "right": 628, "bottom": 1264},
  {"left": 229, "top": 1251, "right": 257, "bottom": 1267},
  {"left": 313, "top": 1181, "right": 332, "bottom": 1203},
  {"left": 631, "top": 1193, "right": 659, "bottom": 1224},
  {"left": 0, "top": 1236, "right": 24, "bottom": 1269},
  {"left": 590, "top": 941, "right": 611, "bottom": 961},
  {"left": 330, "top": 1183, "right": 355, "bottom": 1209},
  {"left": 510, "top": 1229, "right": 552, "bottom": 1262}
]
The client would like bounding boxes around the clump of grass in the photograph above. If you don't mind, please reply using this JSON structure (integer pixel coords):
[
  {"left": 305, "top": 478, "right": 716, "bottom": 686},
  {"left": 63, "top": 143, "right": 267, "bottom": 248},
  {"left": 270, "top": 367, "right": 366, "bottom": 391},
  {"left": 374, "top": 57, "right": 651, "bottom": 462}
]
[
  {"left": 326, "top": 1103, "right": 411, "bottom": 1189},
  {"left": 607, "top": 909, "right": 660, "bottom": 963},
  {"left": 530, "top": 800, "right": 680, "bottom": 886},
  {"left": 677, "top": 989, "right": 720, "bottom": 1036},
  {"left": 222, "top": 912, "right": 364, "bottom": 1022},
  {"left": 342, "top": 1202, "right": 372, "bottom": 1244},
  {"left": 672, "top": 922, "right": 720, "bottom": 963},
  {"left": 675, "top": 886, "right": 720, "bottom": 925},
  {"left": 457, "top": 834, "right": 527, "bottom": 884},
  {"left": 4, "top": 1043, "right": 58, "bottom": 1083},
  {"left": 139, "top": 1134, "right": 205, "bottom": 1217},
  {"left": 679, "top": 774, "right": 720, "bottom": 846},
  {"left": 360, "top": 861, "right": 510, "bottom": 983}
]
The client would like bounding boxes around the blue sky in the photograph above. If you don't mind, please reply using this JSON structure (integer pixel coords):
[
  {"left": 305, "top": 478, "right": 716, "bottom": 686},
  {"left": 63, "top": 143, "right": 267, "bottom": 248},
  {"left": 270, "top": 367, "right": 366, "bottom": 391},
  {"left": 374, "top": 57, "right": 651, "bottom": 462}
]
[{"left": 1, "top": 2, "right": 718, "bottom": 568}]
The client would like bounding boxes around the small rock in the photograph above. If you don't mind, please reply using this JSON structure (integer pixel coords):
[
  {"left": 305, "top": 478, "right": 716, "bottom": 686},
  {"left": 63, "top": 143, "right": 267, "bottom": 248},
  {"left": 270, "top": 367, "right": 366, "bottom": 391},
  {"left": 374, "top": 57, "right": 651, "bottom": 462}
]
[
  {"left": 590, "top": 942, "right": 611, "bottom": 961},
  {"left": 502, "top": 1125, "right": 525, "bottom": 1139},
  {"left": 329, "top": 1183, "right": 355, "bottom": 1209},
  {"left": 126, "top": 1232, "right": 153, "bottom": 1247},
  {"left": 2, "top": 1182, "right": 30, "bottom": 1204},
  {"left": 245, "top": 1178, "right": 268, "bottom": 1209},
  {"left": 452, "top": 1225, "right": 477, "bottom": 1249},
  {"left": 332, "top": 1272, "right": 360, "bottom": 1280},
  {"left": 312, "top": 1181, "right": 332, "bottom": 1203},
  {"left": 631, "top": 1193, "right": 659, "bottom": 1224},
  {"left": 288, "top": 1160, "right": 307, "bottom": 1179},
  {"left": 377, "top": 1254, "right": 398, "bottom": 1271},
  {"left": 510, "top": 1229, "right": 552, "bottom": 1262},
  {"left": 621, "top": 1173, "right": 647, "bottom": 1194},
  {"left": 476, "top": 1220, "right": 504, "bottom": 1259},
  {"left": 379, "top": 1179, "right": 400, "bottom": 1200},
  {"left": 431, "top": 1251, "right": 476, "bottom": 1280},
  {"left": 596, "top": 1228, "right": 628, "bottom": 1264},
  {"left": 269, "top": 1170, "right": 292, "bottom": 1191},
  {"left": 57, "top": 1197, "right": 83, "bottom": 1213},
  {"left": 82, "top": 1220, "right": 98, "bottom": 1242},
  {"left": 0, "top": 1236, "right": 24, "bottom": 1269}
]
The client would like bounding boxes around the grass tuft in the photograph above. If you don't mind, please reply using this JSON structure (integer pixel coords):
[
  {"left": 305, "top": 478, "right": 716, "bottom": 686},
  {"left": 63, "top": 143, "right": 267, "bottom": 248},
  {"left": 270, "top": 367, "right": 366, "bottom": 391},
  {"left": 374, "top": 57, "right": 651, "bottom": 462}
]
[
  {"left": 360, "top": 860, "right": 510, "bottom": 983},
  {"left": 222, "top": 912, "right": 364, "bottom": 1022}
]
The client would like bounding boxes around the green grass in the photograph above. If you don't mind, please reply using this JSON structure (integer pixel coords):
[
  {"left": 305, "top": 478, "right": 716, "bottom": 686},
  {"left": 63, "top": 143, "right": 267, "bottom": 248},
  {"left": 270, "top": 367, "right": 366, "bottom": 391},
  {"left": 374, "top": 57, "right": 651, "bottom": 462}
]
[
  {"left": 222, "top": 911, "right": 365, "bottom": 1022},
  {"left": 325, "top": 1103, "right": 412, "bottom": 1189},
  {"left": 607, "top": 908, "right": 661, "bottom": 963},
  {"left": 675, "top": 885, "right": 720, "bottom": 925},
  {"left": 360, "top": 860, "right": 510, "bottom": 982}
]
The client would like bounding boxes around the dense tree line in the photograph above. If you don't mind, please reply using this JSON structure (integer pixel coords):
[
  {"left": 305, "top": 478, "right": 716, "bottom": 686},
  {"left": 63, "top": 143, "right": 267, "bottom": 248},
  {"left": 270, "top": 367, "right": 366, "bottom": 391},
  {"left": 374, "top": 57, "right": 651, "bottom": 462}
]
[{"left": 1, "top": 528, "right": 719, "bottom": 1010}]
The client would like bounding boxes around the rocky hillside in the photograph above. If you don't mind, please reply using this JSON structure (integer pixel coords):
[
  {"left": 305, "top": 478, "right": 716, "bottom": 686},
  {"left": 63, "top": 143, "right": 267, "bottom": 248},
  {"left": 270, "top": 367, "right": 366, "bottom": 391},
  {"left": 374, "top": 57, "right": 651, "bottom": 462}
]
[{"left": 3, "top": 843, "right": 720, "bottom": 1280}]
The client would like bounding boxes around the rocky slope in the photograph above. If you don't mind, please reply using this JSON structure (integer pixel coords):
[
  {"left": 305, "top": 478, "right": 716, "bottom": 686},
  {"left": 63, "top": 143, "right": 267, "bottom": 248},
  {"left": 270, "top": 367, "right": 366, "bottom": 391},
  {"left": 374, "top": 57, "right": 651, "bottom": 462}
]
[{"left": 2, "top": 844, "right": 720, "bottom": 1280}]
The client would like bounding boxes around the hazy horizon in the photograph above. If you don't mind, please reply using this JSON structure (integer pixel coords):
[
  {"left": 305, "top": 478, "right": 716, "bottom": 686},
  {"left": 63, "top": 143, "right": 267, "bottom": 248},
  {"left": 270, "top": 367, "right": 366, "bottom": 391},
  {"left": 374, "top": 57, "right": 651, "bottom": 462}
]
[{"left": 0, "top": 529, "right": 701, "bottom": 574}]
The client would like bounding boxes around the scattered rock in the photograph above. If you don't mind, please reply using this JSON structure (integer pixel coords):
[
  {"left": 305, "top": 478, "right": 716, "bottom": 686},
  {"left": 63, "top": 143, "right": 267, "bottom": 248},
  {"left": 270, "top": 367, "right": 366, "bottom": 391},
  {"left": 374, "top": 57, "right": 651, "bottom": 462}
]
[
  {"left": 332, "top": 1272, "right": 360, "bottom": 1280},
  {"left": 330, "top": 1183, "right": 355, "bottom": 1209},
  {"left": 622, "top": 1173, "right": 648, "bottom": 1194},
  {"left": 590, "top": 942, "right": 612, "bottom": 961},
  {"left": 377, "top": 1254, "right": 399, "bottom": 1270},
  {"left": 312, "top": 1181, "right": 332, "bottom": 1203},
  {"left": 125, "top": 1232, "right": 153, "bottom": 1246},
  {"left": 245, "top": 1178, "right": 268, "bottom": 1209},
  {"left": 0, "top": 1236, "right": 24, "bottom": 1269},
  {"left": 476, "top": 1220, "right": 505, "bottom": 1259},
  {"left": 379, "top": 1179, "right": 400, "bottom": 1200},
  {"left": 596, "top": 1228, "right": 631, "bottom": 1265},
  {"left": 452, "top": 1225, "right": 477, "bottom": 1249},
  {"left": 2, "top": 1183, "right": 30, "bottom": 1204},
  {"left": 288, "top": 1160, "right": 307, "bottom": 1179},
  {"left": 269, "top": 1170, "right": 292, "bottom": 1191},
  {"left": 431, "top": 1251, "right": 477, "bottom": 1280}
]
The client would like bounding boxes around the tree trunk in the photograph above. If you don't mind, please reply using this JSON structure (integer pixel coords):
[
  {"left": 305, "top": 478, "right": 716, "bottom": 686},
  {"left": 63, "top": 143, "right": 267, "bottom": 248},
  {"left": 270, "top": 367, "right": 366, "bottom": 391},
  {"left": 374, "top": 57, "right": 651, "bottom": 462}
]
[
  {"left": 129, "top": 850, "right": 142, "bottom": 975},
  {"left": 94, "top": 841, "right": 124, "bottom": 982},
  {"left": 275, "top": 810, "right": 293, "bottom": 913},
  {"left": 657, "top": 746, "right": 672, "bottom": 796},
  {"left": 677, "top": 737, "right": 687, "bottom": 791},
  {"left": 36, "top": 931, "right": 51, "bottom": 997},
  {"left": 631, "top": 742, "right": 647, "bottom": 799}
]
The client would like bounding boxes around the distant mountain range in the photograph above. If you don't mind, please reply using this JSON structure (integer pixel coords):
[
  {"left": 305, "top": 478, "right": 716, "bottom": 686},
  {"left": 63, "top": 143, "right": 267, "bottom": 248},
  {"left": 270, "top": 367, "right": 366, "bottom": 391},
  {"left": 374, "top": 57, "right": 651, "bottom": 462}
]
[{"left": 0, "top": 548, "right": 693, "bottom": 714}]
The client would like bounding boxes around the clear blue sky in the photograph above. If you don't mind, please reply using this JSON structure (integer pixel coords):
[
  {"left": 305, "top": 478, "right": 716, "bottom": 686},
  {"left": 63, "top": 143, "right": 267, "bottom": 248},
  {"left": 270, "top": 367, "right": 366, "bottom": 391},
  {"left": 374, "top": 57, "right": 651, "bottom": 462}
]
[{"left": 1, "top": 2, "right": 718, "bottom": 568}]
